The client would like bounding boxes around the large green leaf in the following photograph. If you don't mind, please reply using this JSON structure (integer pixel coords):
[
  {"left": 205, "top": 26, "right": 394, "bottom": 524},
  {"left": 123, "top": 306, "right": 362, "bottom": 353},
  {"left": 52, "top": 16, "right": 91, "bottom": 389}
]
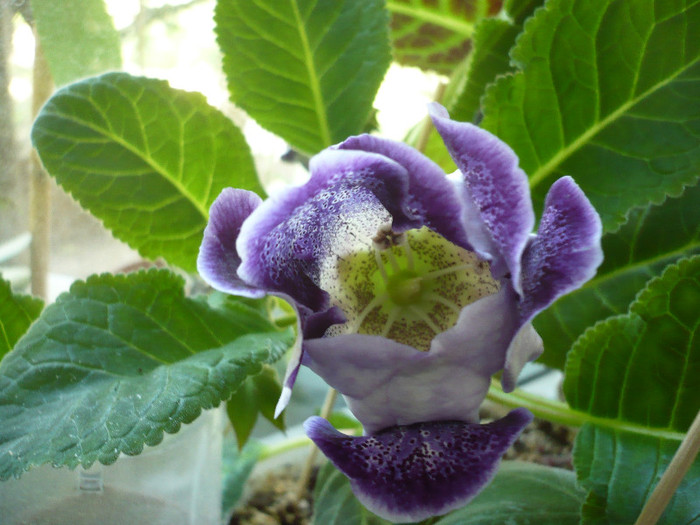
[
  {"left": 215, "top": 0, "right": 391, "bottom": 155},
  {"left": 32, "top": 0, "right": 121, "bottom": 86},
  {"left": 31, "top": 73, "right": 261, "bottom": 272},
  {"left": 436, "top": 462, "right": 585, "bottom": 525},
  {"left": 387, "top": 0, "right": 500, "bottom": 75},
  {"left": 574, "top": 425, "right": 700, "bottom": 525},
  {"left": 0, "top": 270, "right": 293, "bottom": 480},
  {"left": 536, "top": 182, "right": 700, "bottom": 370},
  {"left": 563, "top": 255, "right": 700, "bottom": 522},
  {"left": 0, "top": 277, "right": 43, "bottom": 360},
  {"left": 481, "top": 0, "right": 700, "bottom": 231},
  {"left": 564, "top": 255, "right": 700, "bottom": 433}
]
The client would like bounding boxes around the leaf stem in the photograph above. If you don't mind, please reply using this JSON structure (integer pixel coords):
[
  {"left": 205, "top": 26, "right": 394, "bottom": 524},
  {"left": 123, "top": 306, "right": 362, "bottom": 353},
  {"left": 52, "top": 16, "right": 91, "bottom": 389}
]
[
  {"left": 487, "top": 381, "right": 685, "bottom": 441},
  {"left": 295, "top": 387, "right": 337, "bottom": 497},
  {"left": 634, "top": 409, "right": 700, "bottom": 525}
]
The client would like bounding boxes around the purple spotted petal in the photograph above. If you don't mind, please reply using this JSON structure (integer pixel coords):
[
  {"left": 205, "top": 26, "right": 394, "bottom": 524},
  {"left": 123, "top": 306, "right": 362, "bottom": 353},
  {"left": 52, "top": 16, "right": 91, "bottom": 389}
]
[
  {"left": 519, "top": 176, "right": 603, "bottom": 321},
  {"left": 500, "top": 177, "right": 601, "bottom": 391},
  {"left": 305, "top": 408, "right": 533, "bottom": 523},
  {"left": 237, "top": 149, "right": 413, "bottom": 311},
  {"left": 336, "top": 135, "right": 470, "bottom": 249},
  {"left": 197, "top": 188, "right": 266, "bottom": 298},
  {"left": 429, "top": 103, "right": 534, "bottom": 292},
  {"left": 303, "top": 287, "right": 521, "bottom": 434}
]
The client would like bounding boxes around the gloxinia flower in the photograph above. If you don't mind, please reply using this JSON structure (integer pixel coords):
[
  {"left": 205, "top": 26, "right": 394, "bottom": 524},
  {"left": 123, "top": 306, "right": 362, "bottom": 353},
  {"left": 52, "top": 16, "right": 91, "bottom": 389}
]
[{"left": 198, "top": 103, "right": 602, "bottom": 522}]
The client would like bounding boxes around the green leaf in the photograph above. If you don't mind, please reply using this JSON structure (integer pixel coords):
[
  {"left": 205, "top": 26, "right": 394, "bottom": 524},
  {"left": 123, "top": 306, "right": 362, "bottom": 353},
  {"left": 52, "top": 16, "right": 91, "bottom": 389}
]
[
  {"left": 504, "top": 0, "right": 544, "bottom": 25},
  {"left": 31, "top": 73, "right": 261, "bottom": 272},
  {"left": 536, "top": 182, "right": 700, "bottom": 370},
  {"left": 564, "top": 255, "right": 700, "bottom": 434},
  {"left": 436, "top": 462, "right": 585, "bottom": 525},
  {"left": 481, "top": 0, "right": 700, "bottom": 231},
  {"left": 574, "top": 425, "right": 700, "bottom": 524},
  {"left": 227, "top": 364, "right": 285, "bottom": 449},
  {"left": 32, "top": 0, "right": 121, "bottom": 86},
  {"left": 0, "top": 270, "right": 293, "bottom": 480},
  {"left": 387, "top": 0, "right": 499, "bottom": 75},
  {"left": 0, "top": 277, "right": 43, "bottom": 360},
  {"left": 215, "top": 0, "right": 391, "bottom": 155},
  {"left": 449, "top": 18, "right": 521, "bottom": 124},
  {"left": 312, "top": 461, "right": 393, "bottom": 525},
  {"left": 222, "top": 436, "right": 263, "bottom": 516}
]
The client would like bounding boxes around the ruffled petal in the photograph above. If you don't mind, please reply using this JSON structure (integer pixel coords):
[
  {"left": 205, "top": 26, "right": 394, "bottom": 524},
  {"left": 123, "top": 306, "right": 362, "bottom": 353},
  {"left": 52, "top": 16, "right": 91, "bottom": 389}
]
[
  {"left": 519, "top": 176, "right": 603, "bottom": 321},
  {"left": 303, "top": 287, "right": 521, "bottom": 434},
  {"left": 429, "top": 103, "right": 534, "bottom": 292},
  {"left": 237, "top": 149, "right": 412, "bottom": 311},
  {"left": 305, "top": 408, "right": 533, "bottom": 523},
  {"left": 336, "top": 135, "right": 470, "bottom": 249},
  {"left": 197, "top": 188, "right": 266, "bottom": 298}
]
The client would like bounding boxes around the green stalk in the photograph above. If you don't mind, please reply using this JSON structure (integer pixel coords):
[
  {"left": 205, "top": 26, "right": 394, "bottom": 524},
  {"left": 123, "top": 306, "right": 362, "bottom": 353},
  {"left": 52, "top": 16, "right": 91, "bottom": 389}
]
[{"left": 487, "top": 380, "right": 685, "bottom": 441}]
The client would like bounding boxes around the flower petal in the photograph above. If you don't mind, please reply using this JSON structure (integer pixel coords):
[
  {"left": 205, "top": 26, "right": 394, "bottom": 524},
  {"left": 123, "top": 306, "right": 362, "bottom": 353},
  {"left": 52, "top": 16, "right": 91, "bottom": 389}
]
[
  {"left": 429, "top": 103, "right": 534, "bottom": 292},
  {"left": 236, "top": 149, "right": 412, "bottom": 311},
  {"left": 197, "top": 188, "right": 266, "bottom": 298},
  {"left": 519, "top": 176, "right": 603, "bottom": 322},
  {"left": 305, "top": 408, "right": 533, "bottom": 523},
  {"left": 304, "top": 287, "right": 521, "bottom": 434},
  {"left": 336, "top": 135, "right": 470, "bottom": 249},
  {"left": 501, "top": 176, "right": 601, "bottom": 392}
]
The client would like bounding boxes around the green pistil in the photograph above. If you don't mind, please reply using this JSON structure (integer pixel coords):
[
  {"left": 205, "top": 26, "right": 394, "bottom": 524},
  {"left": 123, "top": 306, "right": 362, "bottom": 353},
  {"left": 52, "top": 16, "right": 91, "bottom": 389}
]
[{"left": 386, "top": 270, "right": 423, "bottom": 305}]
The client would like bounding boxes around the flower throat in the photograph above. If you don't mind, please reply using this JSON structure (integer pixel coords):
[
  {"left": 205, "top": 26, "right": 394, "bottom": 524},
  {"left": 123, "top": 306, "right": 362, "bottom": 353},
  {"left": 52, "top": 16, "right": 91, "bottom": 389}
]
[{"left": 325, "top": 225, "right": 500, "bottom": 350}]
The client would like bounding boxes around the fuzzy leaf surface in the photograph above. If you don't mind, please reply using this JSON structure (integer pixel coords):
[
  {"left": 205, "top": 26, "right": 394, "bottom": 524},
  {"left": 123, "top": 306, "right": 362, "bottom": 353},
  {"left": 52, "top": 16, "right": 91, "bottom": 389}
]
[
  {"left": 536, "top": 183, "right": 700, "bottom": 370},
  {"left": 216, "top": 0, "right": 391, "bottom": 155},
  {"left": 0, "top": 278, "right": 43, "bottom": 360},
  {"left": 0, "top": 270, "right": 292, "bottom": 480},
  {"left": 481, "top": 0, "right": 700, "bottom": 231},
  {"left": 31, "top": 72, "right": 260, "bottom": 272},
  {"left": 574, "top": 425, "right": 700, "bottom": 524},
  {"left": 32, "top": 0, "right": 121, "bottom": 86},
  {"left": 564, "top": 255, "right": 700, "bottom": 433}
]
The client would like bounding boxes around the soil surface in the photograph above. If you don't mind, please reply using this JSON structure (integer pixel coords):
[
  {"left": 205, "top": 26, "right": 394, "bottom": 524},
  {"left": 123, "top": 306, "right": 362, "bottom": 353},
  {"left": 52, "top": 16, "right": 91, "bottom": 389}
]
[{"left": 228, "top": 407, "right": 576, "bottom": 525}]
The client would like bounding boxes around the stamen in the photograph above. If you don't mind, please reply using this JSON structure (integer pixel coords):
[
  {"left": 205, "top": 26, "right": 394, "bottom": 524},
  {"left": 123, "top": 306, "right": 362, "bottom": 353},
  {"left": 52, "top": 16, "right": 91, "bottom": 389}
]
[
  {"left": 408, "top": 306, "right": 442, "bottom": 335},
  {"left": 427, "top": 293, "right": 462, "bottom": 313},
  {"left": 384, "top": 247, "right": 402, "bottom": 272},
  {"left": 420, "top": 263, "right": 479, "bottom": 281},
  {"left": 399, "top": 236, "right": 415, "bottom": 271},
  {"left": 380, "top": 308, "right": 400, "bottom": 338},
  {"left": 350, "top": 292, "right": 389, "bottom": 333},
  {"left": 374, "top": 249, "right": 389, "bottom": 284}
]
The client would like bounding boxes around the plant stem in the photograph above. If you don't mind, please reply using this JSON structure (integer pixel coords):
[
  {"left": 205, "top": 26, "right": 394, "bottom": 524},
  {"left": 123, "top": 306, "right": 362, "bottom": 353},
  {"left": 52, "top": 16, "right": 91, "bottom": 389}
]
[
  {"left": 486, "top": 381, "right": 685, "bottom": 441},
  {"left": 415, "top": 82, "right": 446, "bottom": 153},
  {"left": 295, "top": 387, "right": 337, "bottom": 497},
  {"left": 634, "top": 409, "right": 700, "bottom": 525},
  {"left": 30, "top": 33, "right": 53, "bottom": 300}
]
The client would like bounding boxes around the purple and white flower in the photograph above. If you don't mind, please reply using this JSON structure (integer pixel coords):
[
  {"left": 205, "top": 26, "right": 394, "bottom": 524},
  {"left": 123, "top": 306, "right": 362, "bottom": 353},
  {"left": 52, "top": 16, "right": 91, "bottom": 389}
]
[{"left": 198, "top": 104, "right": 602, "bottom": 522}]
